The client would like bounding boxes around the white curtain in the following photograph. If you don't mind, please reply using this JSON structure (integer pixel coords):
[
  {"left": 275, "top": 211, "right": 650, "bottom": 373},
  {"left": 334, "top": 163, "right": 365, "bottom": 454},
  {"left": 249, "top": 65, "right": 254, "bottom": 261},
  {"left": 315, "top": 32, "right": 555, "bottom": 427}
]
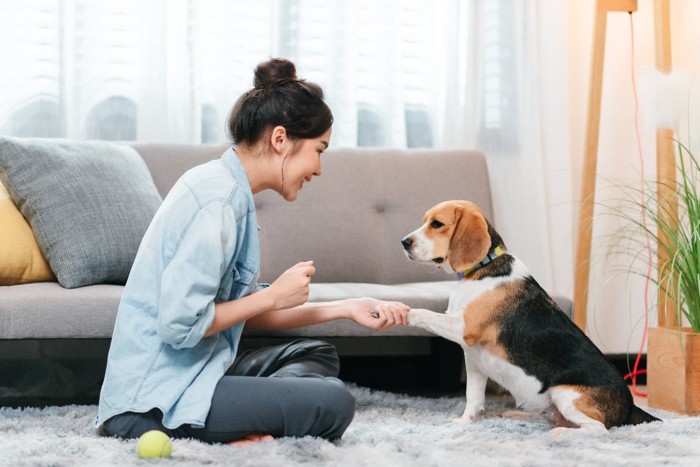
[{"left": 0, "top": 0, "right": 574, "bottom": 298}]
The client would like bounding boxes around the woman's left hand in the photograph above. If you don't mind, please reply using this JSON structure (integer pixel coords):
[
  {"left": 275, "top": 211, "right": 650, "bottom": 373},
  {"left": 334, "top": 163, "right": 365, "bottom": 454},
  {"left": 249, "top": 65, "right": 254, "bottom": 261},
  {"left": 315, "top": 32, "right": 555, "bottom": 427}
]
[{"left": 347, "top": 298, "right": 410, "bottom": 332}]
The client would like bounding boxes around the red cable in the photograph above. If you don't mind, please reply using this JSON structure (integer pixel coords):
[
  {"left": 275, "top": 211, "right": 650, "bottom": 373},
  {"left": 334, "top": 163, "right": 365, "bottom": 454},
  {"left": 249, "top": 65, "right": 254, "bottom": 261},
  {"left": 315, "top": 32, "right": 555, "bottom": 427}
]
[{"left": 624, "top": 11, "right": 651, "bottom": 398}]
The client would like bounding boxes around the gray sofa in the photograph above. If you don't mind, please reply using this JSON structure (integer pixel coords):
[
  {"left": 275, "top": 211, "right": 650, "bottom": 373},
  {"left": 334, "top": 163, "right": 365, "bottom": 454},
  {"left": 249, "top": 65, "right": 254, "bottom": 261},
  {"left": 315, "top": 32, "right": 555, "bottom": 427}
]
[{"left": 0, "top": 144, "right": 572, "bottom": 400}]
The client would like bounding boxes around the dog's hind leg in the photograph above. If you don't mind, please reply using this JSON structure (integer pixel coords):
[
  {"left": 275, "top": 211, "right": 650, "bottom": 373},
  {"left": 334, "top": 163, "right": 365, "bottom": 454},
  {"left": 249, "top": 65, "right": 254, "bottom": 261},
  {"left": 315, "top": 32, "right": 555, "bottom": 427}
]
[{"left": 547, "top": 387, "right": 607, "bottom": 436}]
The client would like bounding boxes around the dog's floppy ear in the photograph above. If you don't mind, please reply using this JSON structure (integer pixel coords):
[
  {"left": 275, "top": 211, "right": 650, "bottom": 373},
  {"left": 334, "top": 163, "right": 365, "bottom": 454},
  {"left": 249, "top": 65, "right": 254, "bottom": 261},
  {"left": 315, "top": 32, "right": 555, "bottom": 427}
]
[{"left": 448, "top": 206, "right": 491, "bottom": 272}]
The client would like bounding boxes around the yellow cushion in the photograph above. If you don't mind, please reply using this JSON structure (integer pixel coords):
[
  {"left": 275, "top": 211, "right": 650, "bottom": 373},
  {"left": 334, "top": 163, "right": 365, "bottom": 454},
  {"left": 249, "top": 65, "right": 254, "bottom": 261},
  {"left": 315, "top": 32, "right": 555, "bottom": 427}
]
[{"left": 0, "top": 182, "right": 55, "bottom": 284}]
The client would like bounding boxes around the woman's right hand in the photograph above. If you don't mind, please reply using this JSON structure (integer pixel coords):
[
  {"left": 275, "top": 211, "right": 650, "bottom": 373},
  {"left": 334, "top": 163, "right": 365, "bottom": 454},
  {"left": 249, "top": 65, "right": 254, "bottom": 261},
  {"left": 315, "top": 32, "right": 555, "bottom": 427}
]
[{"left": 266, "top": 261, "right": 316, "bottom": 310}]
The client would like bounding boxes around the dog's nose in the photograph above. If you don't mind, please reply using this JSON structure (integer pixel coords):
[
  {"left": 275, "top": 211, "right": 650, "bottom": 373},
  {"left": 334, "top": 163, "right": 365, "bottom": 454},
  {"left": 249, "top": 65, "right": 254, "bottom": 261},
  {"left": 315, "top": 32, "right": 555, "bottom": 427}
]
[{"left": 401, "top": 237, "right": 413, "bottom": 250}]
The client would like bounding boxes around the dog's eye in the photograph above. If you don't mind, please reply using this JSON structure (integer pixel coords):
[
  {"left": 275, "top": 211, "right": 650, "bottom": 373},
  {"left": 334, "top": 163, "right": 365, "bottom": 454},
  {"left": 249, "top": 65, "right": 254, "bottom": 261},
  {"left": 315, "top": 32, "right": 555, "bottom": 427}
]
[{"left": 430, "top": 220, "right": 444, "bottom": 229}]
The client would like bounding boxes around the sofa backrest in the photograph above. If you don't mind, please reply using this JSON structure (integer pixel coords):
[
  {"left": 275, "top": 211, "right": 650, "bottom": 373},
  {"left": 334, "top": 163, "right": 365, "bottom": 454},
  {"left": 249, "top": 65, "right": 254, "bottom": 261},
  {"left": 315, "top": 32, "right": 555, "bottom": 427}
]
[{"left": 132, "top": 144, "right": 493, "bottom": 285}]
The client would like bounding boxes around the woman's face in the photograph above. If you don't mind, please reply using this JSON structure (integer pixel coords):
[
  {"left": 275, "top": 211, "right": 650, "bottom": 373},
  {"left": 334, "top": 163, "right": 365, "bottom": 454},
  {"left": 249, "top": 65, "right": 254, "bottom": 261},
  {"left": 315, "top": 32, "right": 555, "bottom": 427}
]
[{"left": 279, "top": 127, "right": 331, "bottom": 201}]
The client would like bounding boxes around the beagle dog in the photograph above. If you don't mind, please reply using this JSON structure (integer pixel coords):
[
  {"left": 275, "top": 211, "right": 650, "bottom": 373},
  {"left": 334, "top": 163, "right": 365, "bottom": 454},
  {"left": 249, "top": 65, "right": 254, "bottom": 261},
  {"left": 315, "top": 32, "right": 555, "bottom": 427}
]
[{"left": 402, "top": 200, "right": 659, "bottom": 434}]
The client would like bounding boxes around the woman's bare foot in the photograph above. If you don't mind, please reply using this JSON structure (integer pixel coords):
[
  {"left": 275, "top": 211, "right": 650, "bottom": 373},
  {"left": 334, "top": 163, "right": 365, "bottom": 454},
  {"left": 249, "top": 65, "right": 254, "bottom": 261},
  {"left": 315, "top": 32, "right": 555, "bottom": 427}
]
[{"left": 229, "top": 434, "right": 275, "bottom": 447}]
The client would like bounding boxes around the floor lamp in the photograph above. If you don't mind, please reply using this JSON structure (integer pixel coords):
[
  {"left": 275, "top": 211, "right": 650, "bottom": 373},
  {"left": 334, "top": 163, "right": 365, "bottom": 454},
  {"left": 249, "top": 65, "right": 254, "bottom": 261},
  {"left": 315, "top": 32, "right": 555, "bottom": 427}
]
[
  {"left": 573, "top": 0, "right": 678, "bottom": 331},
  {"left": 652, "top": 0, "right": 678, "bottom": 329}
]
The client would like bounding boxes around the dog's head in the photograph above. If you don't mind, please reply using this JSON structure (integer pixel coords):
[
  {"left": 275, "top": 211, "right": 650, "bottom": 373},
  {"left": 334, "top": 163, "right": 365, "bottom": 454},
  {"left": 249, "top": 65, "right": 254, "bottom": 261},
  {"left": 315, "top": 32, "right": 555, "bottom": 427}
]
[{"left": 401, "top": 200, "right": 503, "bottom": 274}]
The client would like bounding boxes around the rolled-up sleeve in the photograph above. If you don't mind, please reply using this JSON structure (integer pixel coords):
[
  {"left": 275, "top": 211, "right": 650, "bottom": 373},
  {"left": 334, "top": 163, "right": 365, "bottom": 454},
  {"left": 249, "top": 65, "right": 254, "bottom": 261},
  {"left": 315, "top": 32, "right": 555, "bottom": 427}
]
[{"left": 157, "top": 201, "right": 237, "bottom": 349}]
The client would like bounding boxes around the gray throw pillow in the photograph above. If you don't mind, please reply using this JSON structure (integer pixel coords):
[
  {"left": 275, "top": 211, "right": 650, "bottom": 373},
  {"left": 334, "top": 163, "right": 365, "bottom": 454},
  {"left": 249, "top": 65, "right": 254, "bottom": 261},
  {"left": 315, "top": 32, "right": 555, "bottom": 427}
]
[{"left": 0, "top": 137, "right": 163, "bottom": 288}]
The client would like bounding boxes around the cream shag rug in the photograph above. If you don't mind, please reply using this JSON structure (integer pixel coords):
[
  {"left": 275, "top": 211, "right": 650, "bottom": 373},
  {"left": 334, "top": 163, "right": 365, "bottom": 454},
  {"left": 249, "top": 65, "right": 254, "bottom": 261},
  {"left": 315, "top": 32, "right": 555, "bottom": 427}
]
[{"left": 1, "top": 385, "right": 699, "bottom": 467}]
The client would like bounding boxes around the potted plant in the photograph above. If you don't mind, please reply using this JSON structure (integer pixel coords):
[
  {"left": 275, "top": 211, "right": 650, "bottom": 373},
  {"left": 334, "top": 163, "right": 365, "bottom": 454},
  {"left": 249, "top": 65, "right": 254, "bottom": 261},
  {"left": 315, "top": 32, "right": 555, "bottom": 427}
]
[
  {"left": 647, "top": 142, "right": 700, "bottom": 414},
  {"left": 608, "top": 142, "right": 700, "bottom": 414}
]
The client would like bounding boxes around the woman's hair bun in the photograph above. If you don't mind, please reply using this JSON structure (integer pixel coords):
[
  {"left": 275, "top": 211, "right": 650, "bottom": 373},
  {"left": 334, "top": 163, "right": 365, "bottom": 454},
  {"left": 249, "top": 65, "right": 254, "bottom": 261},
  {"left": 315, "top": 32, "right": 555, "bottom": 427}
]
[
  {"left": 254, "top": 58, "right": 298, "bottom": 88},
  {"left": 227, "top": 57, "right": 332, "bottom": 145}
]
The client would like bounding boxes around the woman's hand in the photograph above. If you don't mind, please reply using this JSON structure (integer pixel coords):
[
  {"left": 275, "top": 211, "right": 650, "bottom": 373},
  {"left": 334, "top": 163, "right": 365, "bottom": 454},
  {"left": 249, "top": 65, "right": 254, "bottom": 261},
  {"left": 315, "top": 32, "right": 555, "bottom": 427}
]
[
  {"left": 347, "top": 298, "right": 410, "bottom": 332},
  {"left": 266, "top": 261, "right": 316, "bottom": 310}
]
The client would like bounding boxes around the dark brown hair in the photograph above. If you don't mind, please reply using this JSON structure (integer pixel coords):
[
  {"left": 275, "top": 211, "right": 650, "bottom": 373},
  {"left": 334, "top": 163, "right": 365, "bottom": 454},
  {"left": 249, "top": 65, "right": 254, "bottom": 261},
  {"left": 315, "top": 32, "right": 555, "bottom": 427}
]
[{"left": 226, "top": 58, "right": 333, "bottom": 147}]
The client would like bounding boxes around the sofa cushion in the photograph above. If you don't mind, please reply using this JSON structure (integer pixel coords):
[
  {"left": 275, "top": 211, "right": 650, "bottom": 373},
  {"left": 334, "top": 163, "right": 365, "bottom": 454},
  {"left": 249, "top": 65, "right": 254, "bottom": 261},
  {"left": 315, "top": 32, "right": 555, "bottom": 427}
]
[
  {"left": 0, "top": 282, "right": 454, "bottom": 339},
  {"left": 0, "top": 283, "right": 124, "bottom": 339},
  {"left": 0, "top": 181, "right": 55, "bottom": 285},
  {"left": 0, "top": 137, "right": 163, "bottom": 288}
]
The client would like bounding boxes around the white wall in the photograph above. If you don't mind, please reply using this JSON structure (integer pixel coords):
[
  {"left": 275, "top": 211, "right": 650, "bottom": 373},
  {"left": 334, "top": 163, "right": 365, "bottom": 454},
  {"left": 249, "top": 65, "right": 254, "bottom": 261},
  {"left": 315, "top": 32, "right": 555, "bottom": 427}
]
[{"left": 567, "top": 0, "right": 700, "bottom": 353}]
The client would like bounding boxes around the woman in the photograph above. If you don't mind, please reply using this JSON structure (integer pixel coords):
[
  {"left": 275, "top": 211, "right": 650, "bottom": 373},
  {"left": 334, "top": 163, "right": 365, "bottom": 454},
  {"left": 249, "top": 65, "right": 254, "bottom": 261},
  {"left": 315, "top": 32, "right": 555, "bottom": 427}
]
[{"left": 95, "top": 58, "right": 410, "bottom": 445}]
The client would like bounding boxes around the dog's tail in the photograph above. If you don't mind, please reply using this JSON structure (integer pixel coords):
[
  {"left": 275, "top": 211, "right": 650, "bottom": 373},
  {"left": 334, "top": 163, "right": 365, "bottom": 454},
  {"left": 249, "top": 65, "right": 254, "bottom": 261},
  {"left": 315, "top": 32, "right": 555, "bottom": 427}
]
[{"left": 625, "top": 404, "right": 661, "bottom": 425}]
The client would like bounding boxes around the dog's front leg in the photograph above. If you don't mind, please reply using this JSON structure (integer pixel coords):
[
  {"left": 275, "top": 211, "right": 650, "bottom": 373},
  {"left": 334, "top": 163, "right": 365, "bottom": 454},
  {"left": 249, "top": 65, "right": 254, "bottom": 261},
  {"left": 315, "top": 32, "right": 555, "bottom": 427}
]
[
  {"left": 408, "top": 308, "right": 465, "bottom": 345},
  {"left": 454, "top": 356, "right": 487, "bottom": 423},
  {"left": 410, "top": 309, "right": 487, "bottom": 423}
]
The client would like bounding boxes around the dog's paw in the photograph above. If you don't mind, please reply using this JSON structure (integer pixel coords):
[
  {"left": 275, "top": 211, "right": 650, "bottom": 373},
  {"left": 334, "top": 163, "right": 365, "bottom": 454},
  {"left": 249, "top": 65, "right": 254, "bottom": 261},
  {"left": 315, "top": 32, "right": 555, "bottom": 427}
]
[
  {"left": 548, "top": 426, "right": 573, "bottom": 436},
  {"left": 451, "top": 415, "right": 475, "bottom": 424},
  {"left": 550, "top": 426, "right": 607, "bottom": 436},
  {"left": 501, "top": 410, "right": 536, "bottom": 421},
  {"left": 452, "top": 412, "right": 476, "bottom": 425}
]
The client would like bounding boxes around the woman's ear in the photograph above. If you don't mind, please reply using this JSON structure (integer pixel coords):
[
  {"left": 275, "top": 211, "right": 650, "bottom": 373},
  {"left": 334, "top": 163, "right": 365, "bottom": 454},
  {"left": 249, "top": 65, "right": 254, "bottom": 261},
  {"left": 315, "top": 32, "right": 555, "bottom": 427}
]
[
  {"left": 270, "top": 125, "right": 289, "bottom": 154},
  {"left": 448, "top": 208, "right": 491, "bottom": 272}
]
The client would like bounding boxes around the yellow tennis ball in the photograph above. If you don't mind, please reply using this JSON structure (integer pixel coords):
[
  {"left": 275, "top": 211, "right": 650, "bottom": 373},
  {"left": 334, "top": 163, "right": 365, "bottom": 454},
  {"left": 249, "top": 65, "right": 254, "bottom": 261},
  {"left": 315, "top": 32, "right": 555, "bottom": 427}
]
[{"left": 136, "top": 430, "right": 172, "bottom": 459}]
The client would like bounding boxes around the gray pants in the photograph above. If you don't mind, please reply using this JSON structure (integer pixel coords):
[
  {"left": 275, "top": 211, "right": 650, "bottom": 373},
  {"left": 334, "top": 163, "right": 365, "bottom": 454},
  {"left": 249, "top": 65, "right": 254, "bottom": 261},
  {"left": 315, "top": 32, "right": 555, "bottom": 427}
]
[{"left": 101, "top": 339, "right": 355, "bottom": 443}]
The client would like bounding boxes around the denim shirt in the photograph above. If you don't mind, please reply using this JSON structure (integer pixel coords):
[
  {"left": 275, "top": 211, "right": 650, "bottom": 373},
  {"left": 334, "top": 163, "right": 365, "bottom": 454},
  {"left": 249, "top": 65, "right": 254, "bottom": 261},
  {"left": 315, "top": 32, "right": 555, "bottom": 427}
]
[{"left": 95, "top": 148, "right": 260, "bottom": 430}]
